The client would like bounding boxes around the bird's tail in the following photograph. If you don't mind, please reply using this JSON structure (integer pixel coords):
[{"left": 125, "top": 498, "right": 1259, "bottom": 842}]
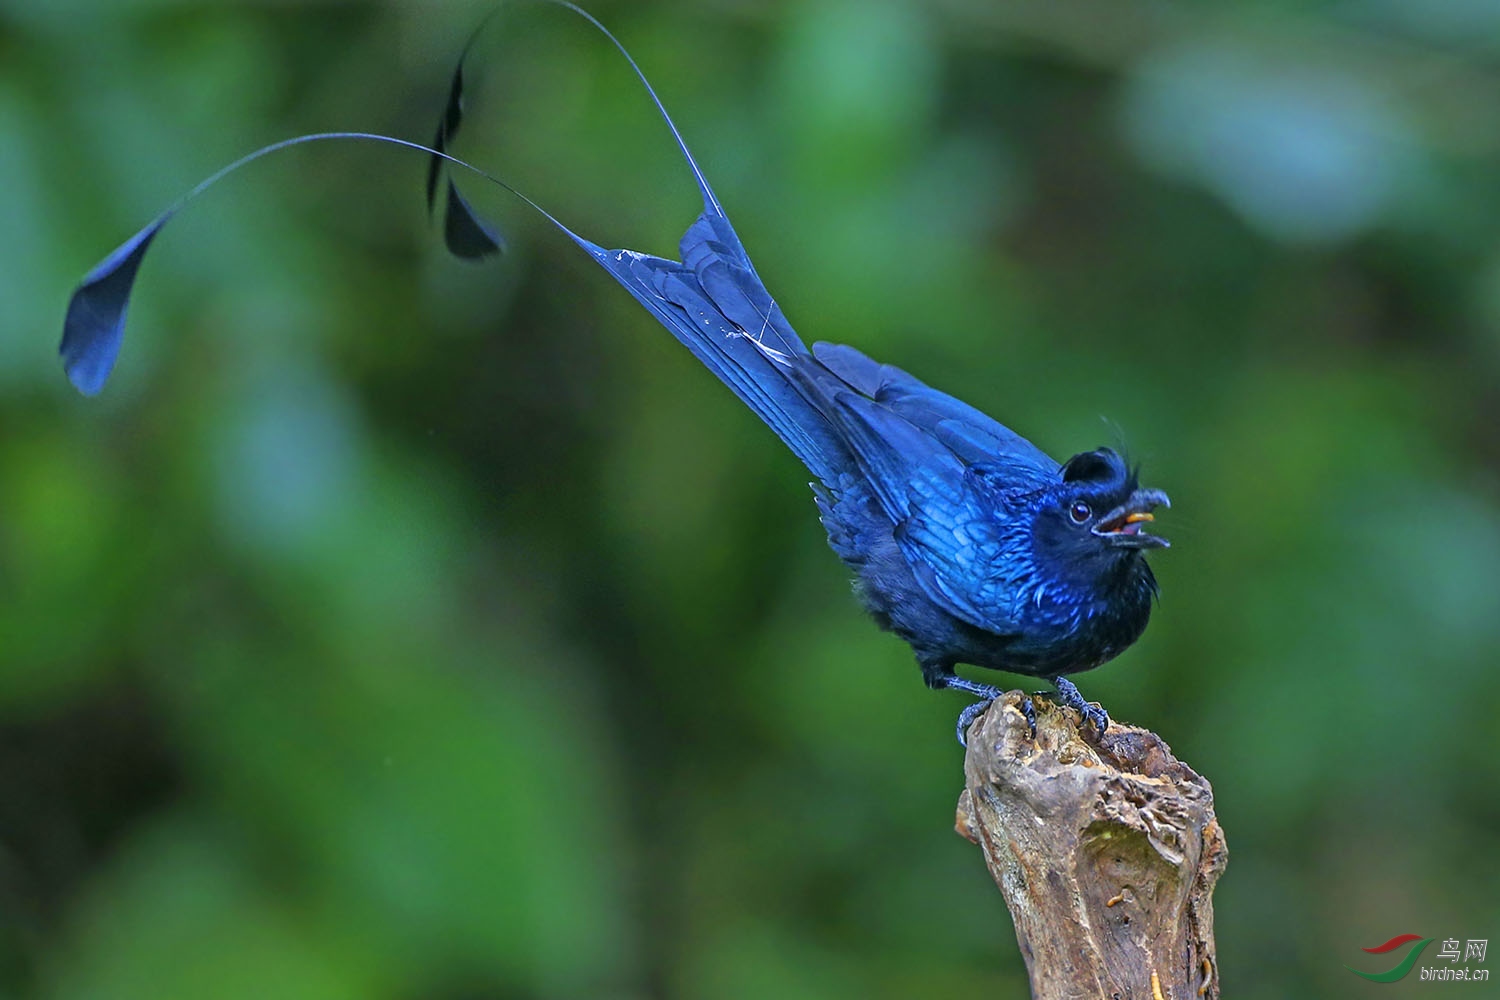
[
  {"left": 61, "top": 0, "right": 857, "bottom": 482},
  {"left": 433, "top": 2, "right": 857, "bottom": 484}
]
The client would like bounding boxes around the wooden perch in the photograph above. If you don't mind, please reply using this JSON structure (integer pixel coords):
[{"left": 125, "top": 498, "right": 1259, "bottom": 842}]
[{"left": 955, "top": 691, "right": 1227, "bottom": 1000}]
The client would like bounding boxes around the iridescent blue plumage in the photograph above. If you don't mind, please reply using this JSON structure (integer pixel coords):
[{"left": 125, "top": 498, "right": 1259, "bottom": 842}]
[
  {"left": 427, "top": 4, "right": 1173, "bottom": 742},
  {"left": 59, "top": 2, "right": 1170, "bottom": 743}
]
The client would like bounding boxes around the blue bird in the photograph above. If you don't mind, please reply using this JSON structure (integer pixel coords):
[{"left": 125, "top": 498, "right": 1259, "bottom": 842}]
[{"left": 59, "top": 2, "right": 1169, "bottom": 744}]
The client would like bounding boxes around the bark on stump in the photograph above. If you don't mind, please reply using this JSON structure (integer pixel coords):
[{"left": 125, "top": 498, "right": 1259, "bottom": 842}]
[{"left": 955, "top": 691, "right": 1228, "bottom": 999}]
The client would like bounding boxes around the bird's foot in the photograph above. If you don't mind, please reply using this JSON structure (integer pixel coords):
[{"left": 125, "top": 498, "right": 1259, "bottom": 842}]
[
  {"left": 1052, "top": 676, "right": 1109, "bottom": 734},
  {"left": 941, "top": 675, "right": 1003, "bottom": 747},
  {"left": 957, "top": 693, "right": 1037, "bottom": 744}
]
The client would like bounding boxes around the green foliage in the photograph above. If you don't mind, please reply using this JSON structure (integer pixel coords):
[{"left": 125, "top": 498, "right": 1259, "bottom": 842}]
[{"left": 2, "top": 1, "right": 1498, "bottom": 996}]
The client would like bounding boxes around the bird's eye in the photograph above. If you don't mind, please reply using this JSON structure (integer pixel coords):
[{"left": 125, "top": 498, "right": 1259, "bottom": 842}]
[{"left": 1068, "top": 501, "right": 1091, "bottom": 524}]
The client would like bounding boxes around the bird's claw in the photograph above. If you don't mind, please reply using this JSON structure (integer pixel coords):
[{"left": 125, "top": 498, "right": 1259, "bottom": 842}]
[{"left": 956, "top": 698, "right": 992, "bottom": 747}]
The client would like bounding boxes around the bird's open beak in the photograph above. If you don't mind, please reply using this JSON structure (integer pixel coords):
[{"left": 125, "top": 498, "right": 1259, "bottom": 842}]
[{"left": 1092, "top": 488, "right": 1171, "bottom": 549}]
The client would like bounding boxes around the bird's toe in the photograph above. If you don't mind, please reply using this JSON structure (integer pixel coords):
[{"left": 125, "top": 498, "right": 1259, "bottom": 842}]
[
  {"left": 955, "top": 698, "right": 994, "bottom": 747},
  {"left": 1020, "top": 694, "right": 1037, "bottom": 740}
]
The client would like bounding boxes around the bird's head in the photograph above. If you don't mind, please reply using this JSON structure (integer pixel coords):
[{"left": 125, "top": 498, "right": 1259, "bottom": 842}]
[{"left": 1033, "top": 447, "right": 1169, "bottom": 574}]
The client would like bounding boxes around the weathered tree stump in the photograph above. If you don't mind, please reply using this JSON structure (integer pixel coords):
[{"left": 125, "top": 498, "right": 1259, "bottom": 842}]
[{"left": 955, "top": 691, "right": 1227, "bottom": 999}]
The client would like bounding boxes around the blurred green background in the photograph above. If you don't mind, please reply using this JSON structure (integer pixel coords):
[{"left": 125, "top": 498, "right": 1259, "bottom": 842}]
[{"left": 3, "top": 0, "right": 1499, "bottom": 997}]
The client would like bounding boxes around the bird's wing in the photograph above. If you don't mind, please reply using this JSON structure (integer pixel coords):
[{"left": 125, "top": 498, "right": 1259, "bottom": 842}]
[
  {"left": 891, "top": 481, "right": 1030, "bottom": 637},
  {"left": 814, "top": 363, "right": 1056, "bottom": 637},
  {"left": 811, "top": 342, "right": 1057, "bottom": 470}
]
